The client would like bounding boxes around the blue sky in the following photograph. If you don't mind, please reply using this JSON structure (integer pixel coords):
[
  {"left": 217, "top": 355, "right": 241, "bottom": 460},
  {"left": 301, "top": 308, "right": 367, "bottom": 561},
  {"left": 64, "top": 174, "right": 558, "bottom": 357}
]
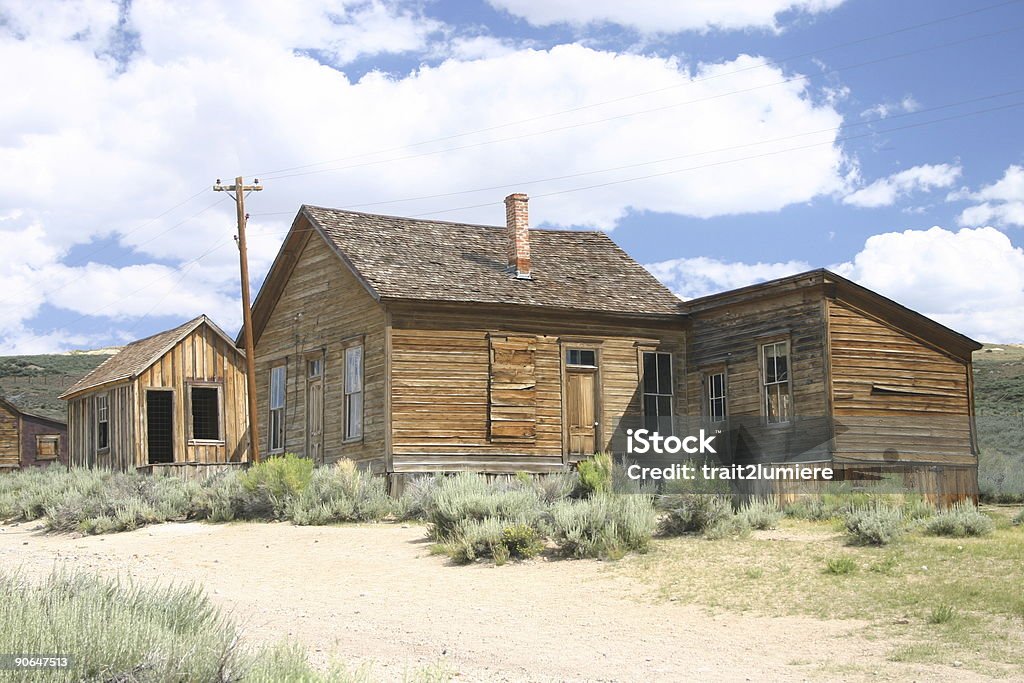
[{"left": 1, "top": 0, "right": 1023, "bottom": 352}]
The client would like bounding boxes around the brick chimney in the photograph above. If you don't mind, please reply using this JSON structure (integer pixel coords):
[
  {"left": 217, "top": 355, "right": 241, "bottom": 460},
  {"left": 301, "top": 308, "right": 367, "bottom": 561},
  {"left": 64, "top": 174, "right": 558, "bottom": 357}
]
[{"left": 504, "top": 192, "right": 531, "bottom": 279}]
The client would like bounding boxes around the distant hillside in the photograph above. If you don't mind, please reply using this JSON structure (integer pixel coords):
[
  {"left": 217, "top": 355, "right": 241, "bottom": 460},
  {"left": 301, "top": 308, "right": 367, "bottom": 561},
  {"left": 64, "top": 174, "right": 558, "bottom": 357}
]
[
  {"left": 0, "top": 353, "right": 114, "bottom": 421},
  {"left": 973, "top": 343, "right": 1024, "bottom": 416},
  {"left": 973, "top": 343, "right": 1024, "bottom": 501}
]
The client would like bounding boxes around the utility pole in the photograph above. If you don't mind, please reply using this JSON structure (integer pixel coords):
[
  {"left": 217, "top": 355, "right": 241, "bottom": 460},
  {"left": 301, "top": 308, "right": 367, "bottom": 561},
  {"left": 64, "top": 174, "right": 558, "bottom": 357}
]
[{"left": 214, "top": 176, "right": 263, "bottom": 464}]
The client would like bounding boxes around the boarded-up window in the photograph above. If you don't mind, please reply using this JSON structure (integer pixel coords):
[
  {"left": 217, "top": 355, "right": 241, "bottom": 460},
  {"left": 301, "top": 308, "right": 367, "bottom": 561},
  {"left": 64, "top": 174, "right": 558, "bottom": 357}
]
[
  {"left": 36, "top": 434, "right": 60, "bottom": 458},
  {"left": 489, "top": 335, "right": 537, "bottom": 441}
]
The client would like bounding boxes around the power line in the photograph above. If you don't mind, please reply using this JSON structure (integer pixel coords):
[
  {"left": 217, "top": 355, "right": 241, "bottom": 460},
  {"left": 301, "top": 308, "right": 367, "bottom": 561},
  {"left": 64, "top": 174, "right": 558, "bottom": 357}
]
[
  {"left": 258, "top": 22, "right": 1024, "bottom": 183},
  {"left": 250, "top": 0, "right": 1024, "bottom": 179},
  {"left": 249, "top": 87, "right": 1024, "bottom": 218}
]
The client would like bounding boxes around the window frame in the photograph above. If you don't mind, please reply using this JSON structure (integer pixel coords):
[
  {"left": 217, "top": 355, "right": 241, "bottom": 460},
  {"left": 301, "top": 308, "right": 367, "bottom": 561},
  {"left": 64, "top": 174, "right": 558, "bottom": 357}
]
[
  {"left": 268, "top": 363, "right": 287, "bottom": 453},
  {"left": 565, "top": 348, "right": 597, "bottom": 368},
  {"left": 760, "top": 339, "right": 793, "bottom": 425},
  {"left": 343, "top": 343, "right": 364, "bottom": 442},
  {"left": 641, "top": 350, "right": 674, "bottom": 434},
  {"left": 95, "top": 393, "right": 110, "bottom": 452},
  {"left": 704, "top": 368, "right": 728, "bottom": 423},
  {"left": 187, "top": 382, "right": 224, "bottom": 444},
  {"left": 35, "top": 434, "right": 60, "bottom": 459}
]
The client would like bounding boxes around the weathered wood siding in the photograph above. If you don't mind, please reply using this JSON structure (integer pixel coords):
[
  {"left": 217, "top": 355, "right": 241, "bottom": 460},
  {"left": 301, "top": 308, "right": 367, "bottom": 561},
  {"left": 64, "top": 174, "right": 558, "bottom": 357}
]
[
  {"left": 253, "top": 226, "right": 387, "bottom": 467},
  {"left": 387, "top": 304, "right": 685, "bottom": 473},
  {"left": 68, "top": 383, "right": 134, "bottom": 470},
  {"left": 133, "top": 322, "right": 249, "bottom": 466},
  {"left": 0, "top": 402, "right": 19, "bottom": 468},
  {"left": 684, "top": 287, "right": 831, "bottom": 463},
  {"left": 827, "top": 299, "right": 974, "bottom": 465}
]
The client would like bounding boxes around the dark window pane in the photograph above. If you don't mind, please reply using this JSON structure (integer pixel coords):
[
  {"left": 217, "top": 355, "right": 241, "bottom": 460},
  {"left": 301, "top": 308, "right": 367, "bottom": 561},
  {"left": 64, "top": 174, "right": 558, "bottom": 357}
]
[
  {"left": 657, "top": 395, "right": 672, "bottom": 417},
  {"left": 657, "top": 353, "right": 672, "bottom": 394},
  {"left": 775, "top": 354, "right": 788, "bottom": 382},
  {"left": 643, "top": 352, "right": 658, "bottom": 393},
  {"left": 191, "top": 387, "right": 220, "bottom": 441}
]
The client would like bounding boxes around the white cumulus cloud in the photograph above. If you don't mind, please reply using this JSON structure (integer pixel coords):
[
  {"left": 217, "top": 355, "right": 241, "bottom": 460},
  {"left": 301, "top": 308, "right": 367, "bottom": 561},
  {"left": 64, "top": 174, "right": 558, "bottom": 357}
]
[
  {"left": 487, "top": 0, "right": 847, "bottom": 34},
  {"left": 954, "top": 164, "right": 1024, "bottom": 229},
  {"left": 644, "top": 257, "right": 812, "bottom": 300},
  {"left": 842, "top": 163, "right": 961, "bottom": 208}
]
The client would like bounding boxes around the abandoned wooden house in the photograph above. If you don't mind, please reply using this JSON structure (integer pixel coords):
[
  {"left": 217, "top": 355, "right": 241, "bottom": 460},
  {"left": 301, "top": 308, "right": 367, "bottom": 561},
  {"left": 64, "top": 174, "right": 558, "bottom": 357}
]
[
  {"left": 0, "top": 397, "right": 68, "bottom": 470},
  {"left": 245, "top": 193, "right": 981, "bottom": 500},
  {"left": 60, "top": 315, "right": 249, "bottom": 473}
]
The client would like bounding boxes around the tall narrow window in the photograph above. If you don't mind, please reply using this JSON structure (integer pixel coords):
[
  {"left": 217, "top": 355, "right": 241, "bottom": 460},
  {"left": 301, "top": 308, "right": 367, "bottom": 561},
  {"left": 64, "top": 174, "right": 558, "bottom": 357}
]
[
  {"left": 707, "top": 371, "right": 727, "bottom": 423},
  {"left": 191, "top": 386, "right": 221, "bottom": 441},
  {"left": 95, "top": 394, "right": 109, "bottom": 451},
  {"left": 762, "top": 341, "right": 792, "bottom": 424},
  {"left": 642, "top": 351, "right": 673, "bottom": 433},
  {"left": 269, "top": 365, "right": 286, "bottom": 452},
  {"left": 344, "top": 346, "right": 363, "bottom": 440}
]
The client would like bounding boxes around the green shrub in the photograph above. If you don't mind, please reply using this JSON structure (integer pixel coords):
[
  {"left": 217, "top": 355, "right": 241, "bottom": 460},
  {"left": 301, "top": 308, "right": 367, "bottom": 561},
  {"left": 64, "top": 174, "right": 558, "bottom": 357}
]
[
  {"left": 197, "top": 470, "right": 247, "bottom": 522},
  {"left": 658, "top": 494, "right": 733, "bottom": 536},
  {"left": 533, "top": 470, "right": 580, "bottom": 503},
  {"left": 289, "top": 460, "right": 393, "bottom": 525},
  {"left": 928, "top": 604, "right": 957, "bottom": 624},
  {"left": 844, "top": 506, "right": 905, "bottom": 546},
  {"left": 922, "top": 502, "right": 994, "bottom": 538},
  {"left": 549, "top": 494, "right": 656, "bottom": 559},
  {"left": 737, "top": 497, "right": 782, "bottom": 530},
  {"left": 501, "top": 523, "right": 545, "bottom": 559},
  {"left": 441, "top": 517, "right": 507, "bottom": 563},
  {"left": 394, "top": 474, "right": 443, "bottom": 521},
  {"left": 704, "top": 515, "right": 751, "bottom": 540},
  {"left": 237, "top": 453, "right": 313, "bottom": 519},
  {"left": 824, "top": 556, "right": 857, "bottom": 575},
  {"left": 577, "top": 452, "right": 614, "bottom": 497},
  {"left": 783, "top": 496, "right": 830, "bottom": 521}
]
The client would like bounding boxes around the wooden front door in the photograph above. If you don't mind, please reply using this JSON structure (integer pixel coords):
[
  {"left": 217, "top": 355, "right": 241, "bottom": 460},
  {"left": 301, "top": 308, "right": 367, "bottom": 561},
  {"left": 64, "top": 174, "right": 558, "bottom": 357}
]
[
  {"left": 307, "top": 377, "right": 323, "bottom": 463},
  {"left": 566, "top": 369, "right": 598, "bottom": 456}
]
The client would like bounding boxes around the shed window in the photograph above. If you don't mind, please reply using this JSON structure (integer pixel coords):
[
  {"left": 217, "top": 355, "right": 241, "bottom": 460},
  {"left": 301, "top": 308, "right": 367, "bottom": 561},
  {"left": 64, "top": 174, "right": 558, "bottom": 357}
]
[
  {"left": 36, "top": 435, "right": 60, "bottom": 459},
  {"left": 191, "top": 387, "right": 221, "bottom": 441},
  {"left": 762, "top": 341, "right": 792, "bottom": 424},
  {"left": 707, "top": 371, "right": 727, "bottom": 423},
  {"left": 95, "top": 394, "right": 109, "bottom": 451},
  {"left": 344, "top": 346, "right": 363, "bottom": 440},
  {"left": 642, "top": 351, "right": 673, "bottom": 432},
  {"left": 269, "top": 365, "right": 286, "bottom": 452}
]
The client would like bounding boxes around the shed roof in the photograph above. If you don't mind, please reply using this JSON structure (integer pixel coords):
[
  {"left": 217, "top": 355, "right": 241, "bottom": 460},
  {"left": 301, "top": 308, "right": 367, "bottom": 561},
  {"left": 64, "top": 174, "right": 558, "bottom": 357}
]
[
  {"left": 59, "top": 315, "right": 240, "bottom": 399},
  {"left": 0, "top": 396, "right": 66, "bottom": 426},
  {"left": 302, "top": 205, "right": 685, "bottom": 315}
]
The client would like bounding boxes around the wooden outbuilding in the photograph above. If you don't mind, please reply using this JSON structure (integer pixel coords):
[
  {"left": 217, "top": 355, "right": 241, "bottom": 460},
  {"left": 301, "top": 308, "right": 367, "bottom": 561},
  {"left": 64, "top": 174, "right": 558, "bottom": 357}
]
[
  {"left": 0, "top": 397, "right": 68, "bottom": 470},
  {"left": 60, "top": 315, "right": 249, "bottom": 474},
  {"left": 244, "top": 193, "right": 981, "bottom": 501}
]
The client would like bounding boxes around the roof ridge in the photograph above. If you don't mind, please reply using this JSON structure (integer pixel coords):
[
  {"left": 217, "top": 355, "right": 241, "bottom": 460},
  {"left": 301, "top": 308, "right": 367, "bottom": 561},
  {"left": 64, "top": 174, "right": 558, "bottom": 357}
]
[{"left": 302, "top": 204, "right": 606, "bottom": 235}]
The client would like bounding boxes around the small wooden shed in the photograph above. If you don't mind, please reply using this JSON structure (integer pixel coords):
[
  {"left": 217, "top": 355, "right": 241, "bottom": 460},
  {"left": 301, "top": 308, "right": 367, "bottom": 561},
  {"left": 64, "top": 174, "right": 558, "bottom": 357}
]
[
  {"left": 59, "top": 315, "right": 249, "bottom": 473},
  {"left": 0, "top": 397, "right": 68, "bottom": 470}
]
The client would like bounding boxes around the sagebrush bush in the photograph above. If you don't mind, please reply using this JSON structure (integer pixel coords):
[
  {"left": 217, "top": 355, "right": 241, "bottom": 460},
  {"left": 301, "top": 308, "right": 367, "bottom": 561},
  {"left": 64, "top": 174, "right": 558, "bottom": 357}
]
[
  {"left": 844, "top": 505, "right": 905, "bottom": 546},
  {"left": 737, "top": 497, "right": 782, "bottom": 530},
  {"left": 290, "top": 460, "right": 393, "bottom": 525},
  {"left": 549, "top": 494, "right": 656, "bottom": 559},
  {"left": 922, "top": 502, "right": 994, "bottom": 538},
  {"left": 237, "top": 453, "right": 313, "bottom": 520},
  {"left": 394, "top": 474, "right": 443, "bottom": 521},
  {"left": 577, "top": 452, "right": 614, "bottom": 497},
  {"left": 532, "top": 470, "right": 580, "bottom": 503},
  {"left": 426, "top": 473, "right": 546, "bottom": 541},
  {"left": 703, "top": 515, "right": 751, "bottom": 540},
  {"left": 658, "top": 494, "right": 733, "bottom": 536},
  {"left": 0, "top": 570, "right": 363, "bottom": 682}
]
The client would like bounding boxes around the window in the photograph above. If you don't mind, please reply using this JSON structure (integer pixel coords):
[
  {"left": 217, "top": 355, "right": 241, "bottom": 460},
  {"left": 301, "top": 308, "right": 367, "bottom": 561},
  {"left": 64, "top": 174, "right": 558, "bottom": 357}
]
[
  {"left": 308, "top": 357, "right": 322, "bottom": 378},
  {"left": 566, "top": 349, "right": 596, "bottom": 367},
  {"left": 344, "top": 345, "right": 363, "bottom": 440},
  {"left": 190, "top": 386, "right": 221, "bottom": 441},
  {"left": 707, "top": 371, "right": 727, "bottom": 422},
  {"left": 269, "top": 365, "right": 286, "bottom": 452},
  {"left": 36, "top": 435, "right": 60, "bottom": 459},
  {"left": 761, "top": 341, "right": 792, "bottom": 424},
  {"left": 95, "top": 394, "right": 109, "bottom": 451},
  {"left": 642, "top": 351, "right": 673, "bottom": 432}
]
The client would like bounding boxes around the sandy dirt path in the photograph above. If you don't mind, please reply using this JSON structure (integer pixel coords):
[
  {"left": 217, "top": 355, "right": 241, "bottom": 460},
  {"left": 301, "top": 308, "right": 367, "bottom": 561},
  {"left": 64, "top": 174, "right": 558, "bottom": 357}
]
[{"left": 0, "top": 521, "right": 979, "bottom": 682}]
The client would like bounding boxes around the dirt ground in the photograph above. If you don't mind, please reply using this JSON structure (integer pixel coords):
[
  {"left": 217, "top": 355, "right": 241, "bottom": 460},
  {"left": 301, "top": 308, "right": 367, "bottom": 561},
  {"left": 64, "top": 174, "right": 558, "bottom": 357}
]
[{"left": 0, "top": 521, "right": 985, "bottom": 682}]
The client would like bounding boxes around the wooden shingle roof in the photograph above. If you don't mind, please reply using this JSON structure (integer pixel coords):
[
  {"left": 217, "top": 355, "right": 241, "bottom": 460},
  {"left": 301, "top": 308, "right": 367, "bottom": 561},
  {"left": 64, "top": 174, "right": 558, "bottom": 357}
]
[
  {"left": 59, "top": 315, "right": 240, "bottom": 399},
  {"left": 301, "top": 205, "right": 686, "bottom": 316}
]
